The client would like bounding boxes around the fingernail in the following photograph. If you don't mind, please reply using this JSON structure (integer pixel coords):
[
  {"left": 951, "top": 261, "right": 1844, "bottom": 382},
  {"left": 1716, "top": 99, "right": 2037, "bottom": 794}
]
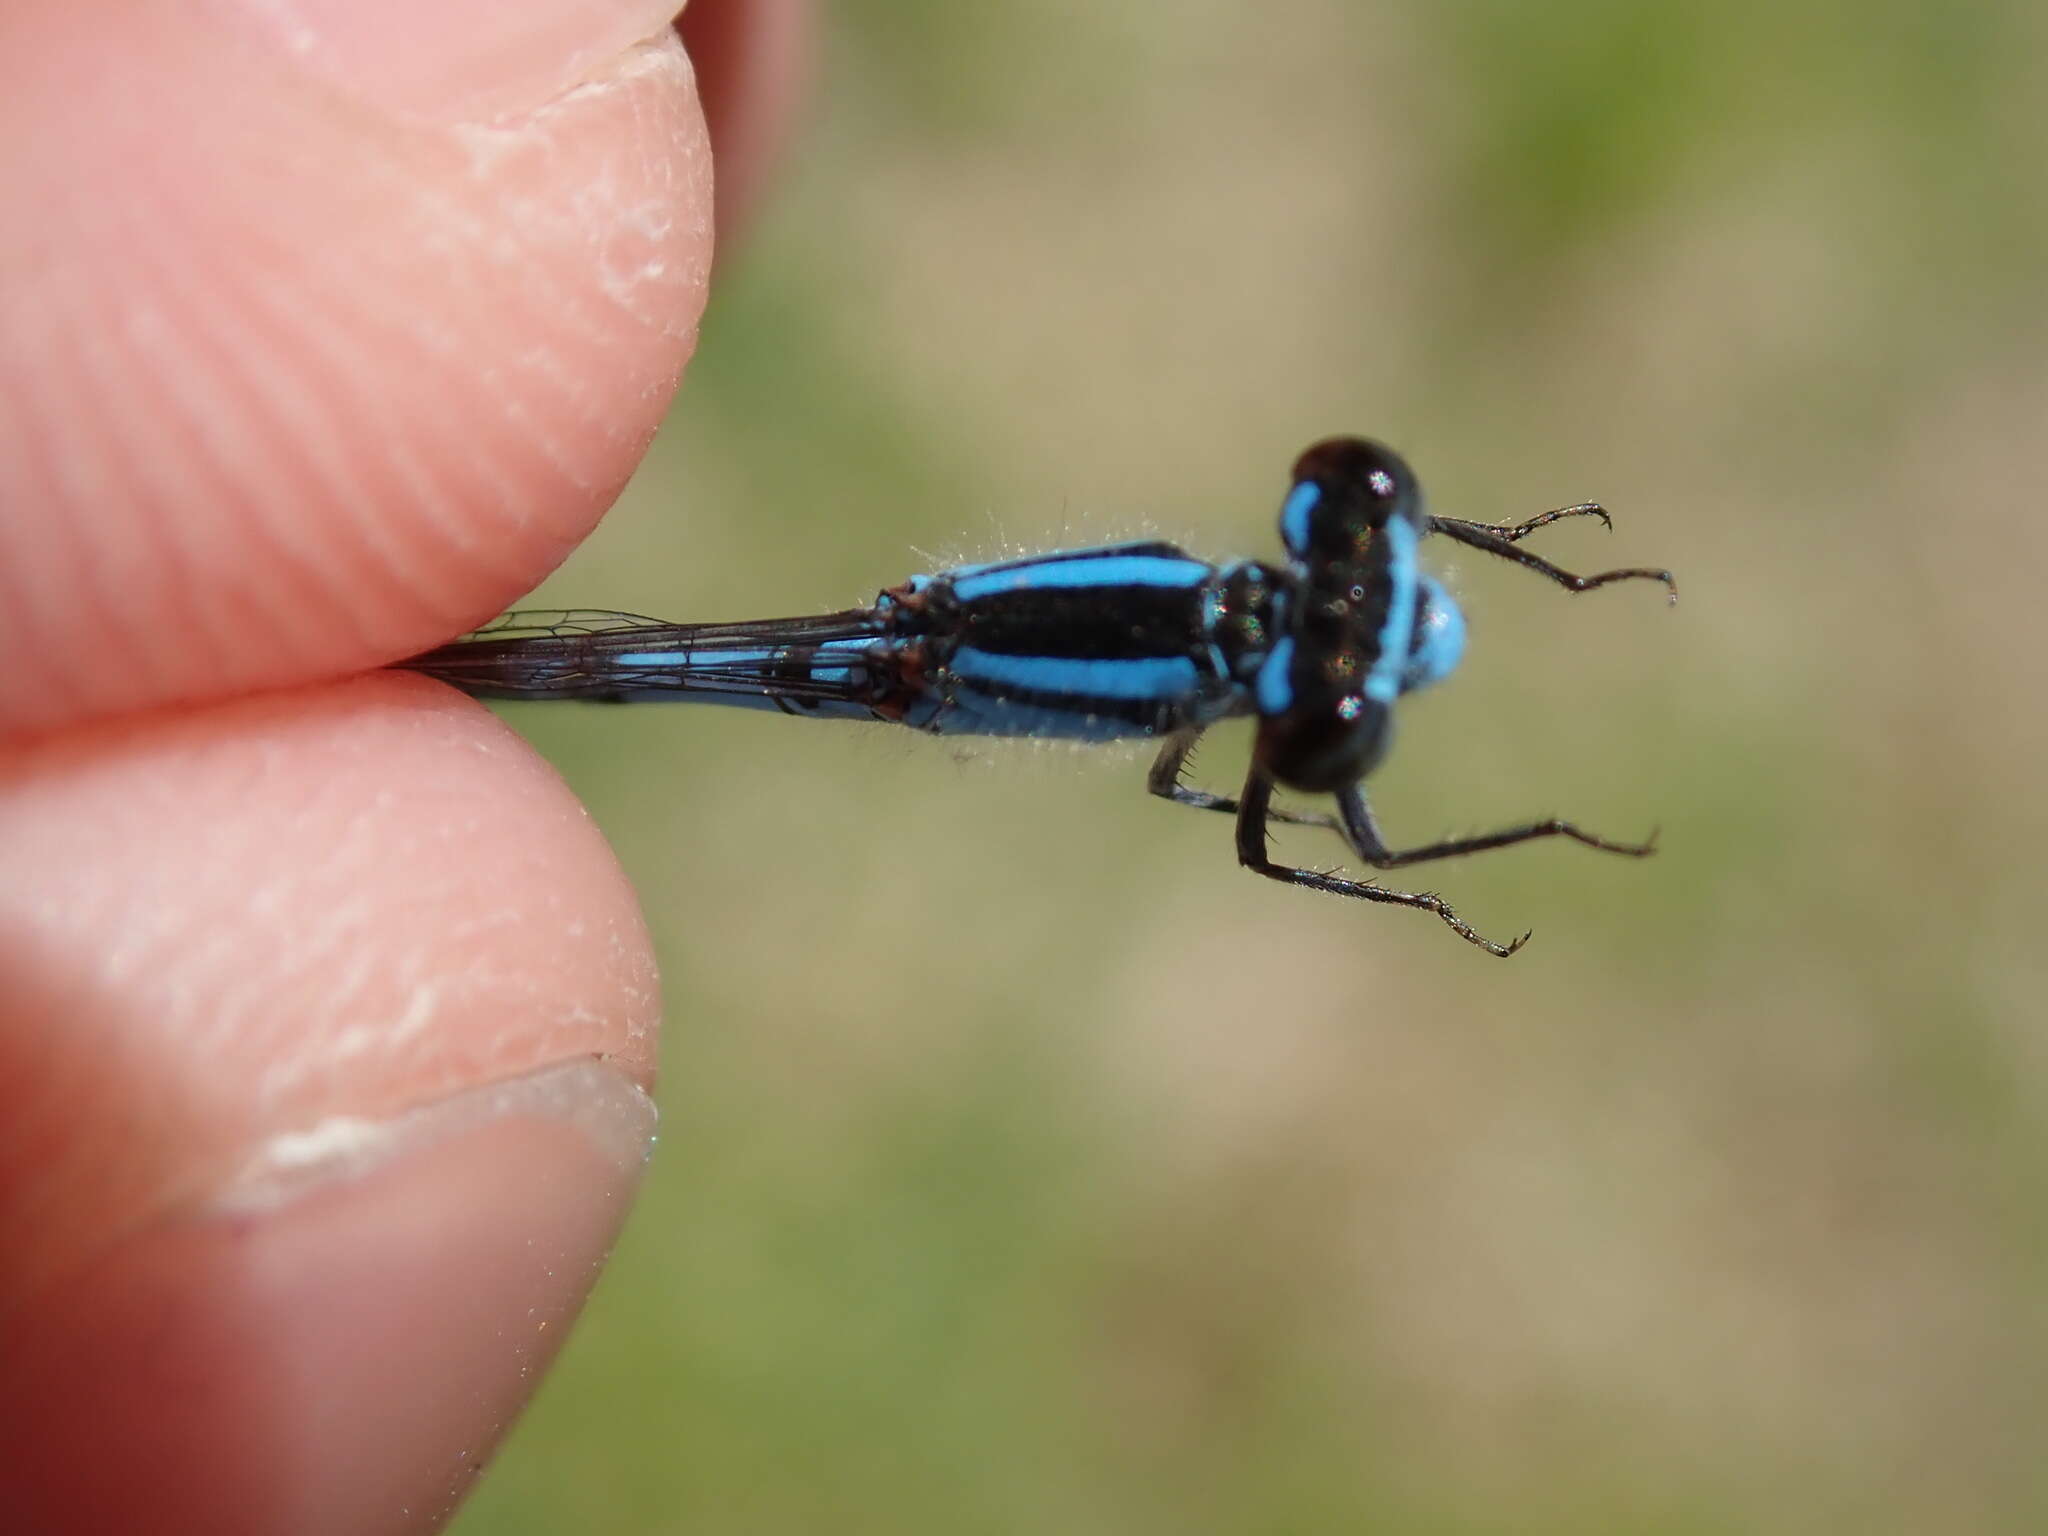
[
  {"left": 0, "top": 1060, "right": 656, "bottom": 1536},
  {"left": 243, "top": 0, "right": 693, "bottom": 120}
]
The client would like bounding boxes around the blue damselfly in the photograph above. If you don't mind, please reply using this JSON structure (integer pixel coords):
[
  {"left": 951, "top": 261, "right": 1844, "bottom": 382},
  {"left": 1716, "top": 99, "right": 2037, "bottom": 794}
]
[{"left": 400, "top": 439, "right": 1673, "bottom": 954}]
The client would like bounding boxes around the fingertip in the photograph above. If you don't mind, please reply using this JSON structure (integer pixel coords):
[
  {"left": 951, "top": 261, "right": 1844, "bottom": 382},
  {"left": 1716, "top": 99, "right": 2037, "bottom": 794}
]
[
  {"left": 0, "top": 1060, "right": 656, "bottom": 1535},
  {"left": 0, "top": 676, "right": 666, "bottom": 1527},
  {"left": 0, "top": 675, "right": 661, "bottom": 1303},
  {"left": 0, "top": 8, "right": 713, "bottom": 734},
  {"left": 681, "top": 0, "right": 814, "bottom": 241}
]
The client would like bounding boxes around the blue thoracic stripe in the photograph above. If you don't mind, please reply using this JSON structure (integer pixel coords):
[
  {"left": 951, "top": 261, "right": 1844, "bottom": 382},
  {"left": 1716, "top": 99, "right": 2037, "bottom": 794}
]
[
  {"left": 1255, "top": 635, "right": 1296, "bottom": 714},
  {"left": 949, "top": 553, "right": 1212, "bottom": 605},
  {"left": 1364, "top": 518, "right": 1420, "bottom": 705},
  {"left": 947, "top": 646, "right": 1201, "bottom": 702},
  {"left": 944, "top": 540, "right": 1191, "bottom": 581}
]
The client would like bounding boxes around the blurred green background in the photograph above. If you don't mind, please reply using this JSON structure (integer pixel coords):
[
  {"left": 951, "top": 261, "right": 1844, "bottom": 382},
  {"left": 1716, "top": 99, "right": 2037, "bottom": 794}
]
[{"left": 458, "top": 3, "right": 2048, "bottom": 1531}]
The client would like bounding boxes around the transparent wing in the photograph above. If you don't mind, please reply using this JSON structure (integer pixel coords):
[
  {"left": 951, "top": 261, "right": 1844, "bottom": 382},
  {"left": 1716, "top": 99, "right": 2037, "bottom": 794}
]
[{"left": 396, "top": 607, "right": 897, "bottom": 704}]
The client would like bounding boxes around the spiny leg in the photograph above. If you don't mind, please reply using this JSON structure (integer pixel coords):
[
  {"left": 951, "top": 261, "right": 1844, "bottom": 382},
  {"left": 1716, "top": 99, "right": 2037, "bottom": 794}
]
[
  {"left": 1232, "top": 764, "right": 1527, "bottom": 958},
  {"left": 1432, "top": 502, "right": 1611, "bottom": 543},
  {"left": 1146, "top": 729, "right": 1340, "bottom": 831},
  {"left": 1334, "top": 784, "right": 1657, "bottom": 869},
  {"left": 1428, "top": 517, "right": 1677, "bottom": 603}
]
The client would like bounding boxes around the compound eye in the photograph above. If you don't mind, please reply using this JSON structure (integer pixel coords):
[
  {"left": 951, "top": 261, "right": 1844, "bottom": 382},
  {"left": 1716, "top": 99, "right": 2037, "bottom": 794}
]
[
  {"left": 1291, "top": 436, "right": 1414, "bottom": 504},
  {"left": 1401, "top": 575, "right": 1467, "bottom": 695}
]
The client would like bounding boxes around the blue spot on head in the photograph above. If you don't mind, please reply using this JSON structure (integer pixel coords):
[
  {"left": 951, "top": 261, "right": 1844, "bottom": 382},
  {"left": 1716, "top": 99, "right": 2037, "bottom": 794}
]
[{"left": 1279, "top": 482, "right": 1319, "bottom": 559}]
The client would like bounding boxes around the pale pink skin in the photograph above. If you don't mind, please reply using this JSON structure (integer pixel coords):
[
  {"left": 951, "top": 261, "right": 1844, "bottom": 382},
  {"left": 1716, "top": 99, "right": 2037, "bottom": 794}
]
[{"left": 0, "top": 2, "right": 806, "bottom": 1529}]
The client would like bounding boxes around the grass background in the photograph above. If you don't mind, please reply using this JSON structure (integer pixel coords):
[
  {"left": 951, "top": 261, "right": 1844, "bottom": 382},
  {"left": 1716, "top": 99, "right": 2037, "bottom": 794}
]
[{"left": 457, "top": 3, "right": 2048, "bottom": 1530}]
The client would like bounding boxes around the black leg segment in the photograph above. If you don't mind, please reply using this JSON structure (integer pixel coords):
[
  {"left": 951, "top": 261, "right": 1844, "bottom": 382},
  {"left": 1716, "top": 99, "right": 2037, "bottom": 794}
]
[
  {"left": 1231, "top": 765, "right": 1529, "bottom": 958},
  {"left": 1334, "top": 785, "right": 1658, "bottom": 869},
  {"left": 1146, "top": 730, "right": 1340, "bottom": 831},
  {"left": 1429, "top": 516, "right": 1676, "bottom": 602},
  {"left": 1432, "top": 503, "right": 1612, "bottom": 544}
]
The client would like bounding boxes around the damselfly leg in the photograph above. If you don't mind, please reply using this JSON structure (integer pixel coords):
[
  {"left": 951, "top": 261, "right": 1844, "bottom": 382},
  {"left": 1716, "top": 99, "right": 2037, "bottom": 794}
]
[
  {"left": 1150, "top": 729, "right": 1652, "bottom": 955},
  {"left": 1144, "top": 729, "right": 1339, "bottom": 829},
  {"left": 1429, "top": 513, "right": 1677, "bottom": 601},
  {"left": 1231, "top": 765, "right": 1527, "bottom": 957},
  {"left": 1332, "top": 785, "right": 1657, "bottom": 868}
]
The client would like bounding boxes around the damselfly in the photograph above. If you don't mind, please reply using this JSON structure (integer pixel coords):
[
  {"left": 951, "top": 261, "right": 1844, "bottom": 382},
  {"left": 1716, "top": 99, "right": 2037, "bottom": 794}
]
[{"left": 400, "top": 439, "right": 1673, "bottom": 955}]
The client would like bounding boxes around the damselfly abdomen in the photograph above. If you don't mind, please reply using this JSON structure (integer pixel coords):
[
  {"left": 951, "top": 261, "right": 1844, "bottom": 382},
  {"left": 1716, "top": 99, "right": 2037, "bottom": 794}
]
[{"left": 400, "top": 438, "right": 1673, "bottom": 955}]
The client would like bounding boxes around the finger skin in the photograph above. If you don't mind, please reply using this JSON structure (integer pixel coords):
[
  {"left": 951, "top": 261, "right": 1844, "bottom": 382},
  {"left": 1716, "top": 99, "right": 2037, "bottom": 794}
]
[
  {"left": 0, "top": 0, "right": 811, "bottom": 1525},
  {"left": 0, "top": 676, "right": 660, "bottom": 1309},
  {"left": 0, "top": 4, "right": 711, "bottom": 737},
  {"left": 680, "top": 0, "right": 814, "bottom": 240},
  {"left": 0, "top": 679, "right": 662, "bottom": 1531},
  {"left": 0, "top": 1065, "right": 653, "bottom": 1536}
]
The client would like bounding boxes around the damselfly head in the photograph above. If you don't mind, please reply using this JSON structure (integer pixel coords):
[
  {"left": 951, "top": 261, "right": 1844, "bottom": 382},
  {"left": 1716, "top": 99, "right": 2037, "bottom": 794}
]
[
  {"left": 1280, "top": 437, "right": 1426, "bottom": 563},
  {"left": 1256, "top": 436, "right": 1432, "bottom": 793}
]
